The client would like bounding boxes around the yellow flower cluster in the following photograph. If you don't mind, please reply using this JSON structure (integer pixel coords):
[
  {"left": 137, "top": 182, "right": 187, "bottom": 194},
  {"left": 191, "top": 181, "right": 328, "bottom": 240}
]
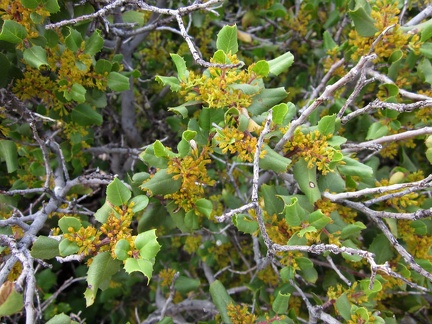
[
  {"left": 283, "top": 128, "right": 341, "bottom": 174},
  {"left": 183, "top": 235, "right": 202, "bottom": 254},
  {"left": 348, "top": 0, "right": 421, "bottom": 62},
  {"left": 179, "top": 54, "right": 262, "bottom": 110},
  {"left": 0, "top": 0, "right": 50, "bottom": 41},
  {"left": 216, "top": 126, "right": 266, "bottom": 162},
  {"left": 64, "top": 225, "right": 100, "bottom": 256},
  {"left": 165, "top": 148, "right": 215, "bottom": 212},
  {"left": 398, "top": 220, "right": 432, "bottom": 260},
  {"left": 327, "top": 282, "right": 368, "bottom": 306},
  {"left": 316, "top": 198, "right": 358, "bottom": 224},
  {"left": 283, "top": 4, "right": 312, "bottom": 37},
  {"left": 159, "top": 268, "right": 178, "bottom": 288},
  {"left": 227, "top": 303, "right": 257, "bottom": 324}
]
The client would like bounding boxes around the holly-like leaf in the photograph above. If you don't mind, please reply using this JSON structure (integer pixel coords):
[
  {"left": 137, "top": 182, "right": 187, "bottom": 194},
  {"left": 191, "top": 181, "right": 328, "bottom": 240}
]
[
  {"left": 233, "top": 214, "right": 258, "bottom": 234},
  {"left": 106, "top": 177, "right": 131, "bottom": 206},
  {"left": 84, "top": 252, "right": 121, "bottom": 306},
  {"left": 65, "top": 28, "right": 83, "bottom": 53},
  {"left": 135, "top": 229, "right": 161, "bottom": 260},
  {"left": 171, "top": 53, "right": 188, "bottom": 81},
  {"left": 124, "top": 258, "right": 154, "bottom": 283}
]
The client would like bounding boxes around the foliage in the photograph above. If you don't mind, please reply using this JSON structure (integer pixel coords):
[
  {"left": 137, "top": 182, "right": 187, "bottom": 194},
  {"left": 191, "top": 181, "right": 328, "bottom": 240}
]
[{"left": 1, "top": 0, "right": 432, "bottom": 323}]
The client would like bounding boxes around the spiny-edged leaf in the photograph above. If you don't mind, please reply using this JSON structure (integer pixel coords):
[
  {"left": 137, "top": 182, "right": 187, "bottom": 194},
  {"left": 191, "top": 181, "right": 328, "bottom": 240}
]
[
  {"left": 23, "top": 46, "right": 49, "bottom": 69},
  {"left": 282, "top": 196, "right": 306, "bottom": 226},
  {"left": 0, "top": 282, "right": 23, "bottom": 316},
  {"left": 130, "top": 195, "right": 149, "bottom": 213},
  {"left": 84, "top": 30, "right": 104, "bottom": 55},
  {"left": 135, "top": 229, "right": 161, "bottom": 260},
  {"left": 0, "top": 20, "right": 27, "bottom": 44},
  {"left": 210, "top": 280, "right": 234, "bottom": 324},
  {"left": 65, "top": 28, "right": 83, "bottom": 52},
  {"left": 155, "top": 75, "right": 181, "bottom": 92},
  {"left": 233, "top": 214, "right": 258, "bottom": 234},
  {"left": 106, "top": 177, "right": 131, "bottom": 206},
  {"left": 195, "top": 198, "right": 213, "bottom": 218},
  {"left": 58, "top": 216, "right": 82, "bottom": 233},
  {"left": 317, "top": 114, "right": 337, "bottom": 136},
  {"left": 124, "top": 258, "right": 154, "bottom": 283},
  {"left": 259, "top": 144, "right": 291, "bottom": 173},
  {"left": 171, "top": 53, "right": 188, "bottom": 81},
  {"left": 248, "top": 88, "right": 288, "bottom": 115},
  {"left": 114, "top": 239, "right": 130, "bottom": 261},
  {"left": 268, "top": 51, "right": 294, "bottom": 76},
  {"left": 293, "top": 158, "right": 321, "bottom": 205},
  {"left": 108, "top": 72, "right": 130, "bottom": 92},
  {"left": 272, "top": 291, "right": 291, "bottom": 314},
  {"left": 31, "top": 236, "right": 59, "bottom": 260},
  {"left": 84, "top": 251, "right": 121, "bottom": 306},
  {"left": 71, "top": 104, "right": 102, "bottom": 126},
  {"left": 0, "top": 140, "right": 18, "bottom": 173},
  {"left": 216, "top": 24, "right": 238, "bottom": 54},
  {"left": 140, "top": 169, "right": 182, "bottom": 196}
]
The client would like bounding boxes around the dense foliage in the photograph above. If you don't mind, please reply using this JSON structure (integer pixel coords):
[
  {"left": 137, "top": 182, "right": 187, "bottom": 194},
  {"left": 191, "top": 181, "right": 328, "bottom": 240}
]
[{"left": 1, "top": 0, "right": 432, "bottom": 323}]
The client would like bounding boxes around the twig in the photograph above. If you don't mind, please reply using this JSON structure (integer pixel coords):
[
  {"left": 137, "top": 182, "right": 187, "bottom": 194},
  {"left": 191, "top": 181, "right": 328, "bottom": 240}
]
[{"left": 159, "top": 271, "right": 180, "bottom": 320}]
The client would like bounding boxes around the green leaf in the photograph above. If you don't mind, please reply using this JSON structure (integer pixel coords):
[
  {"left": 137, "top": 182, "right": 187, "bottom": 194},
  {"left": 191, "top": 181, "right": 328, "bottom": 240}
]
[
  {"left": 155, "top": 75, "right": 181, "bottom": 92},
  {"left": 95, "top": 59, "right": 112, "bottom": 74},
  {"left": 210, "top": 280, "right": 234, "bottom": 324},
  {"left": 233, "top": 214, "right": 258, "bottom": 234},
  {"left": 216, "top": 25, "right": 238, "bottom": 54},
  {"left": 124, "top": 258, "right": 154, "bottom": 283},
  {"left": 248, "top": 88, "right": 288, "bottom": 115},
  {"left": 267, "top": 51, "right": 294, "bottom": 76},
  {"left": 259, "top": 144, "right": 291, "bottom": 173},
  {"left": 341, "top": 221, "right": 366, "bottom": 239},
  {"left": 360, "top": 278, "right": 382, "bottom": 294},
  {"left": 411, "top": 220, "right": 427, "bottom": 235},
  {"left": 122, "top": 10, "right": 145, "bottom": 26},
  {"left": 139, "top": 145, "right": 168, "bottom": 169},
  {"left": 261, "top": 184, "right": 284, "bottom": 216},
  {"left": 185, "top": 210, "right": 199, "bottom": 230},
  {"left": 336, "top": 293, "right": 351, "bottom": 321},
  {"left": 31, "top": 236, "right": 59, "bottom": 259},
  {"left": 323, "top": 30, "right": 338, "bottom": 51},
  {"left": 171, "top": 54, "right": 189, "bottom": 81},
  {"left": 108, "top": 72, "right": 130, "bottom": 92},
  {"left": 296, "top": 257, "right": 318, "bottom": 283},
  {"left": 0, "top": 20, "right": 27, "bottom": 44},
  {"left": 348, "top": 4, "right": 379, "bottom": 37},
  {"left": 130, "top": 195, "right": 149, "bottom": 213},
  {"left": 317, "top": 114, "right": 337, "bottom": 136},
  {"left": 272, "top": 103, "right": 289, "bottom": 125},
  {"left": 63, "top": 83, "right": 86, "bottom": 103},
  {"left": 338, "top": 156, "right": 373, "bottom": 178},
  {"left": 282, "top": 196, "right": 306, "bottom": 226},
  {"left": 309, "top": 210, "right": 332, "bottom": 229},
  {"left": 174, "top": 276, "right": 200, "bottom": 294},
  {"left": 58, "top": 239, "right": 79, "bottom": 257},
  {"left": 23, "top": 46, "right": 49, "bottom": 69},
  {"left": 280, "top": 266, "right": 295, "bottom": 282},
  {"left": 272, "top": 291, "right": 291, "bottom": 314},
  {"left": 65, "top": 28, "right": 83, "bottom": 52},
  {"left": 0, "top": 283, "right": 23, "bottom": 316},
  {"left": 58, "top": 217, "right": 82, "bottom": 233},
  {"left": 195, "top": 198, "right": 213, "bottom": 218},
  {"left": 114, "top": 239, "right": 131, "bottom": 261},
  {"left": 140, "top": 169, "right": 182, "bottom": 196},
  {"left": 71, "top": 104, "right": 102, "bottom": 126},
  {"left": 318, "top": 171, "right": 346, "bottom": 193},
  {"left": 168, "top": 100, "right": 202, "bottom": 118},
  {"left": 46, "top": 313, "right": 77, "bottom": 324},
  {"left": 0, "top": 140, "right": 18, "bottom": 173},
  {"left": 84, "top": 30, "right": 104, "bottom": 56},
  {"left": 42, "top": 0, "right": 60, "bottom": 13},
  {"left": 252, "top": 60, "right": 270, "bottom": 77},
  {"left": 135, "top": 229, "right": 161, "bottom": 260},
  {"left": 417, "top": 58, "right": 432, "bottom": 86},
  {"left": 84, "top": 252, "right": 121, "bottom": 306},
  {"left": 94, "top": 201, "right": 115, "bottom": 224},
  {"left": 369, "top": 234, "right": 394, "bottom": 263},
  {"left": 106, "top": 177, "right": 131, "bottom": 206},
  {"left": 293, "top": 158, "right": 321, "bottom": 205},
  {"left": 182, "top": 130, "right": 197, "bottom": 141},
  {"left": 21, "top": 0, "right": 39, "bottom": 9}
]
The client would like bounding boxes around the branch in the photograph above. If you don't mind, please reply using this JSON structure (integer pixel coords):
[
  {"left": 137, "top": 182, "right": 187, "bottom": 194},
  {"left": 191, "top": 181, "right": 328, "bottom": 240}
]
[{"left": 274, "top": 54, "right": 377, "bottom": 152}]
